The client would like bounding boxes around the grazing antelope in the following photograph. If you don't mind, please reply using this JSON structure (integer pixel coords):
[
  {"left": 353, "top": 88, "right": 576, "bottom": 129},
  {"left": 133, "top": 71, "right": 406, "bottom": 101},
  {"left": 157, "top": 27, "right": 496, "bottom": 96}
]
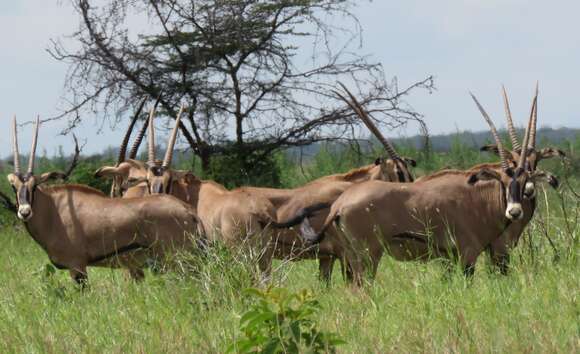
[
  {"left": 302, "top": 90, "right": 551, "bottom": 285},
  {"left": 7, "top": 118, "right": 203, "bottom": 285}
]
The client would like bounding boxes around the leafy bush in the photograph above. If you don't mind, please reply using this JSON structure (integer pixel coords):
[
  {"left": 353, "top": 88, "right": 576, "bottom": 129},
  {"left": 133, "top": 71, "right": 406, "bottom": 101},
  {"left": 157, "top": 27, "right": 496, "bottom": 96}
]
[
  {"left": 228, "top": 287, "right": 345, "bottom": 354},
  {"left": 67, "top": 161, "right": 111, "bottom": 194},
  {"left": 207, "top": 144, "right": 281, "bottom": 188}
]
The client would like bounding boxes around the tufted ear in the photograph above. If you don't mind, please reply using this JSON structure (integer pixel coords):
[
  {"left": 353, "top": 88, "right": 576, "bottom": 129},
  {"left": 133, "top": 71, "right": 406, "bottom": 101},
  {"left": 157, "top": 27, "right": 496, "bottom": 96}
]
[
  {"left": 403, "top": 157, "right": 417, "bottom": 167},
  {"left": 6, "top": 173, "right": 18, "bottom": 185},
  {"left": 480, "top": 144, "right": 500, "bottom": 155},
  {"left": 530, "top": 170, "right": 559, "bottom": 189},
  {"left": 467, "top": 168, "right": 502, "bottom": 185},
  {"left": 94, "top": 161, "right": 138, "bottom": 180},
  {"left": 173, "top": 170, "right": 199, "bottom": 185},
  {"left": 537, "top": 148, "right": 566, "bottom": 161},
  {"left": 95, "top": 166, "right": 126, "bottom": 179},
  {"left": 39, "top": 172, "right": 67, "bottom": 184}
]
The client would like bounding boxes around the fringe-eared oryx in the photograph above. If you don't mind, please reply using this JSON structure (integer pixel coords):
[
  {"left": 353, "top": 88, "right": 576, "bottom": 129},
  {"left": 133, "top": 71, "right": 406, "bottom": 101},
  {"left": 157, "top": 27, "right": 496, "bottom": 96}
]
[
  {"left": 7, "top": 117, "right": 203, "bottom": 285},
  {"left": 95, "top": 103, "right": 321, "bottom": 276},
  {"left": 236, "top": 83, "right": 418, "bottom": 283},
  {"left": 472, "top": 85, "right": 562, "bottom": 273},
  {"left": 301, "top": 89, "right": 553, "bottom": 285}
]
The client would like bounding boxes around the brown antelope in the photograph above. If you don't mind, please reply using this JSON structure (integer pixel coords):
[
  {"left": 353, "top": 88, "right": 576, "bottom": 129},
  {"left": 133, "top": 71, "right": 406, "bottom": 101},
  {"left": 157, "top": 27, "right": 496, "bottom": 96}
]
[
  {"left": 107, "top": 96, "right": 148, "bottom": 197},
  {"left": 411, "top": 85, "right": 561, "bottom": 274},
  {"left": 95, "top": 105, "right": 320, "bottom": 276},
  {"left": 239, "top": 83, "right": 417, "bottom": 283},
  {"left": 473, "top": 85, "right": 562, "bottom": 273},
  {"left": 7, "top": 117, "right": 203, "bottom": 285},
  {"left": 302, "top": 90, "right": 551, "bottom": 285},
  {"left": 96, "top": 86, "right": 417, "bottom": 280}
]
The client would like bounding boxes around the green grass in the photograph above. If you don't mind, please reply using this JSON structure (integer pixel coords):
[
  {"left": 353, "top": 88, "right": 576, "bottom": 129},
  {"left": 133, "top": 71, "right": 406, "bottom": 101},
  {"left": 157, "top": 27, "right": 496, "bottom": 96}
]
[
  {"left": 0, "top": 139, "right": 578, "bottom": 352},
  {"left": 0, "top": 204, "right": 577, "bottom": 352}
]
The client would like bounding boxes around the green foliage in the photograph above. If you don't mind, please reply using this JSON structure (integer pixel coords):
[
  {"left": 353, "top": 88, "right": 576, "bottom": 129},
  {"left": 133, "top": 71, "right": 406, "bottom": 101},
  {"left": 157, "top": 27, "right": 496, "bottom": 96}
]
[
  {"left": 207, "top": 145, "right": 281, "bottom": 188},
  {"left": 67, "top": 161, "right": 111, "bottom": 194},
  {"left": 229, "top": 287, "right": 345, "bottom": 354}
]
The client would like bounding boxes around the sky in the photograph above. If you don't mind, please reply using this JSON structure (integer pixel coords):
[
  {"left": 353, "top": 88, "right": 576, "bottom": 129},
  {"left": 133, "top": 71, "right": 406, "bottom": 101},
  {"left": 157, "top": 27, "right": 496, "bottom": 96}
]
[{"left": 0, "top": 0, "right": 579, "bottom": 158}]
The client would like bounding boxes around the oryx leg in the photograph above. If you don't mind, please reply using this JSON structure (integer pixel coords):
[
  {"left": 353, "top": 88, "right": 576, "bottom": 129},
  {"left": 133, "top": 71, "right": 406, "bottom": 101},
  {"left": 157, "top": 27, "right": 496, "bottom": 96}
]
[
  {"left": 369, "top": 248, "right": 384, "bottom": 280},
  {"left": 339, "top": 258, "right": 354, "bottom": 283},
  {"left": 69, "top": 266, "right": 88, "bottom": 288},
  {"left": 463, "top": 263, "right": 476, "bottom": 277},
  {"left": 487, "top": 238, "right": 511, "bottom": 275},
  {"left": 128, "top": 267, "right": 146, "bottom": 281},
  {"left": 318, "top": 255, "right": 335, "bottom": 285}
]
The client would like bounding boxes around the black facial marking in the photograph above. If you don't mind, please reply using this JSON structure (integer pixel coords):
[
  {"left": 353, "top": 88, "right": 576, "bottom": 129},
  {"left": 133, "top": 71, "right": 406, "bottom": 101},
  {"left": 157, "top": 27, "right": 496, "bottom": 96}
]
[
  {"left": 395, "top": 160, "right": 413, "bottom": 182},
  {"left": 508, "top": 179, "right": 522, "bottom": 203},
  {"left": 150, "top": 166, "right": 164, "bottom": 176},
  {"left": 395, "top": 164, "right": 405, "bottom": 182},
  {"left": 18, "top": 185, "right": 30, "bottom": 206}
]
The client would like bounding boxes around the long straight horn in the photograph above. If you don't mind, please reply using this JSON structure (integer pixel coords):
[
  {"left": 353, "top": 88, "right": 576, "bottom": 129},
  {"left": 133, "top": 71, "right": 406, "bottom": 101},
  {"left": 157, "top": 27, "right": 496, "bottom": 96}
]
[
  {"left": 147, "top": 105, "right": 157, "bottom": 165},
  {"left": 129, "top": 119, "right": 149, "bottom": 160},
  {"left": 130, "top": 94, "right": 161, "bottom": 160},
  {"left": 27, "top": 116, "right": 40, "bottom": 175},
  {"left": 336, "top": 82, "right": 400, "bottom": 160},
  {"left": 162, "top": 104, "right": 185, "bottom": 169},
  {"left": 501, "top": 85, "right": 521, "bottom": 151},
  {"left": 518, "top": 92, "right": 537, "bottom": 169},
  {"left": 117, "top": 96, "right": 147, "bottom": 165},
  {"left": 528, "top": 82, "right": 539, "bottom": 149},
  {"left": 12, "top": 116, "right": 21, "bottom": 174},
  {"left": 470, "top": 92, "right": 509, "bottom": 170}
]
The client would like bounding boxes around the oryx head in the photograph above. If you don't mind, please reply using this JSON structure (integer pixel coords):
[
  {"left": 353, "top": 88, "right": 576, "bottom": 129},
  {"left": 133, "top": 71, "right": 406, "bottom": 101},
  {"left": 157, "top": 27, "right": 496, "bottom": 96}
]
[
  {"left": 107, "top": 96, "right": 148, "bottom": 197},
  {"left": 7, "top": 117, "right": 67, "bottom": 221},
  {"left": 478, "top": 84, "right": 563, "bottom": 200},
  {"left": 334, "top": 82, "right": 417, "bottom": 183},
  {"left": 467, "top": 90, "right": 542, "bottom": 221},
  {"left": 95, "top": 104, "right": 186, "bottom": 196}
]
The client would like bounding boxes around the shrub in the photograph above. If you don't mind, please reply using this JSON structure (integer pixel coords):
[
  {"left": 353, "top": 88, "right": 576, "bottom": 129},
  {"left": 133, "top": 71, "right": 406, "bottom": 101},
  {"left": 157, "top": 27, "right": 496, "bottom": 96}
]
[
  {"left": 207, "top": 144, "right": 281, "bottom": 188},
  {"left": 228, "top": 287, "right": 345, "bottom": 354}
]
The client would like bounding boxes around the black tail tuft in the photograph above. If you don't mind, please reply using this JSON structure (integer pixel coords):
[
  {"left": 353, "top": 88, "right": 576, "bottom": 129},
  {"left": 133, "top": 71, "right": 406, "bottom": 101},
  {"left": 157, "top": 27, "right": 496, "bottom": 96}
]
[{"left": 270, "top": 202, "right": 331, "bottom": 229}]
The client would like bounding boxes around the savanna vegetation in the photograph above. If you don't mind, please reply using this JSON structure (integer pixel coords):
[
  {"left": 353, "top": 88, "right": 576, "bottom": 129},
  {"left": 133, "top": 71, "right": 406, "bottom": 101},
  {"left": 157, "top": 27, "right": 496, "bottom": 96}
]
[{"left": 0, "top": 135, "right": 578, "bottom": 352}]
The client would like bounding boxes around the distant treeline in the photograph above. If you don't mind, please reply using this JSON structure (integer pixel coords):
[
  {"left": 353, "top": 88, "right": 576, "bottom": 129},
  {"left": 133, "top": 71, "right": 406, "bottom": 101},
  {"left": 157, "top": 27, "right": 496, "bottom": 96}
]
[
  {"left": 286, "top": 127, "right": 580, "bottom": 159},
  {"left": 0, "top": 128, "right": 578, "bottom": 221}
]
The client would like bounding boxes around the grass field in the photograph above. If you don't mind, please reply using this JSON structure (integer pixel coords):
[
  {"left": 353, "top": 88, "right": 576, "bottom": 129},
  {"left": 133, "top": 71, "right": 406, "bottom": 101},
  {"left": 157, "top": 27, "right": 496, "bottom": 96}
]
[
  {"left": 0, "top": 185, "right": 577, "bottom": 353},
  {"left": 0, "top": 142, "right": 578, "bottom": 353}
]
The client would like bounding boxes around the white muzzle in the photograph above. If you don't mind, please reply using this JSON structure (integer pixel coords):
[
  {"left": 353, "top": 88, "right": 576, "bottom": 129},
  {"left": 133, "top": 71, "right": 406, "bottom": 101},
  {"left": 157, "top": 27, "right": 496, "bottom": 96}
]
[
  {"left": 505, "top": 202, "right": 523, "bottom": 220},
  {"left": 17, "top": 204, "right": 33, "bottom": 221}
]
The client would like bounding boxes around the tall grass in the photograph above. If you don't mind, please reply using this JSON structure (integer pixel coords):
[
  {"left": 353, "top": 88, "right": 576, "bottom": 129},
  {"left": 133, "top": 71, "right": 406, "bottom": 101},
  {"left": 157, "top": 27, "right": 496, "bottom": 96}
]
[{"left": 0, "top": 136, "right": 578, "bottom": 352}]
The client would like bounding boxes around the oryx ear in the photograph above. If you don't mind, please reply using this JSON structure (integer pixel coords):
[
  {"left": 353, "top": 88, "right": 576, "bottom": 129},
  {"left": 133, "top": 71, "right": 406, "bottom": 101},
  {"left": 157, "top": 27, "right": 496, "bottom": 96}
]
[
  {"left": 39, "top": 171, "right": 67, "bottom": 184},
  {"left": 6, "top": 173, "right": 18, "bottom": 185},
  {"left": 480, "top": 144, "right": 500, "bottom": 155},
  {"left": 467, "top": 168, "right": 502, "bottom": 185},
  {"left": 173, "top": 171, "right": 198, "bottom": 184},
  {"left": 537, "top": 148, "right": 566, "bottom": 161},
  {"left": 403, "top": 157, "right": 417, "bottom": 167},
  {"left": 374, "top": 157, "right": 384, "bottom": 166},
  {"left": 530, "top": 170, "right": 559, "bottom": 189},
  {"left": 94, "top": 165, "right": 130, "bottom": 179}
]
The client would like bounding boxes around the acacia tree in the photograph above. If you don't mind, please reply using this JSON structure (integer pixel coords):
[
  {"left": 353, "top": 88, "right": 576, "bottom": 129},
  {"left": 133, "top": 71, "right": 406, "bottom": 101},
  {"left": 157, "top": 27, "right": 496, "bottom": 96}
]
[{"left": 50, "top": 0, "right": 433, "bottom": 176}]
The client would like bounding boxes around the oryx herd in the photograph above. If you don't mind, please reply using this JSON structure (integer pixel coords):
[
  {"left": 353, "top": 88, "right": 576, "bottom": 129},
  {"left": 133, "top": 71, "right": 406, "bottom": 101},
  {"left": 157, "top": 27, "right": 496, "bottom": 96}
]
[{"left": 6, "top": 84, "right": 564, "bottom": 287}]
